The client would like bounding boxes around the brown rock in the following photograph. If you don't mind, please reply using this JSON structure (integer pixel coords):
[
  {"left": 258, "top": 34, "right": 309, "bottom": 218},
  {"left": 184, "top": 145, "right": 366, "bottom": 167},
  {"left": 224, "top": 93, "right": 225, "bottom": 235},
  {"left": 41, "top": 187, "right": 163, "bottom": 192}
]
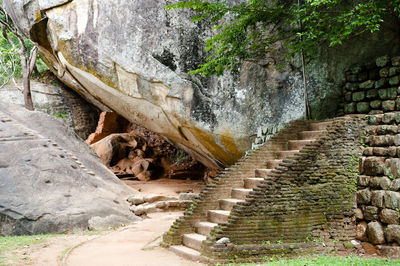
[
  {"left": 384, "top": 158, "right": 400, "bottom": 178},
  {"left": 363, "top": 157, "right": 385, "bottom": 175},
  {"left": 380, "top": 176, "right": 392, "bottom": 190},
  {"left": 86, "top": 112, "right": 129, "bottom": 145},
  {"left": 392, "top": 178, "right": 400, "bottom": 191},
  {"left": 367, "top": 221, "right": 385, "bottom": 244},
  {"left": 361, "top": 242, "right": 378, "bottom": 255},
  {"left": 386, "top": 225, "right": 400, "bottom": 244},
  {"left": 357, "top": 188, "right": 372, "bottom": 204},
  {"left": 371, "top": 190, "right": 385, "bottom": 208},
  {"left": 355, "top": 208, "right": 364, "bottom": 220},
  {"left": 384, "top": 191, "right": 400, "bottom": 209},
  {"left": 358, "top": 175, "right": 370, "bottom": 187},
  {"left": 356, "top": 221, "right": 368, "bottom": 241},
  {"left": 380, "top": 209, "right": 399, "bottom": 224},
  {"left": 364, "top": 206, "right": 379, "bottom": 221}
]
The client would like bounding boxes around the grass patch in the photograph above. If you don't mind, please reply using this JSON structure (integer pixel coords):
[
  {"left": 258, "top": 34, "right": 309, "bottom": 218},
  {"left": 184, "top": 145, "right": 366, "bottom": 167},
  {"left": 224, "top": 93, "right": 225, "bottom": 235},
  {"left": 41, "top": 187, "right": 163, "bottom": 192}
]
[
  {"left": 0, "top": 234, "right": 60, "bottom": 265},
  {"left": 231, "top": 255, "right": 400, "bottom": 265}
]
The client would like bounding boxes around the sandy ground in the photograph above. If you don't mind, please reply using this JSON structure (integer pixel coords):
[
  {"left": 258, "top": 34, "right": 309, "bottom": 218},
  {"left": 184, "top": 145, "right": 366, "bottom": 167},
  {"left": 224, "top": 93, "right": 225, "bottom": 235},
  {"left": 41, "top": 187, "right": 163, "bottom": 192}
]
[
  {"left": 4, "top": 180, "right": 205, "bottom": 266},
  {"left": 64, "top": 212, "right": 203, "bottom": 266}
]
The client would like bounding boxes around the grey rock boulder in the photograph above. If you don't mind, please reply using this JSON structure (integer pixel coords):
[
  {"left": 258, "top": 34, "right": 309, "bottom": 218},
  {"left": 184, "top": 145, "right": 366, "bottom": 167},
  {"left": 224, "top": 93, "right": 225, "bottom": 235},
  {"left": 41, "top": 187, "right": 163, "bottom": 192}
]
[{"left": 0, "top": 102, "right": 139, "bottom": 236}]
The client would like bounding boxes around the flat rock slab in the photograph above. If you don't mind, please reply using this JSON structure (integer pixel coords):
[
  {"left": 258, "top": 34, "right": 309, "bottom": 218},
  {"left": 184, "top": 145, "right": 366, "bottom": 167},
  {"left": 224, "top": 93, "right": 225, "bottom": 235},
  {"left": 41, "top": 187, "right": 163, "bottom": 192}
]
[{"left": 0, "top": 102, "right": 139, "bottom": 236}]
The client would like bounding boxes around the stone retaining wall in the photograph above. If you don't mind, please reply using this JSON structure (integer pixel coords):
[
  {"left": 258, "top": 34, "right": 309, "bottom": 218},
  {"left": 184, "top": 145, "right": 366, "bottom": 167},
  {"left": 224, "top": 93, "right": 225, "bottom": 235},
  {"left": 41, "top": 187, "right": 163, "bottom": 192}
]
[{"left": 343, "top": 55, "right": 400, "bottom": 115}]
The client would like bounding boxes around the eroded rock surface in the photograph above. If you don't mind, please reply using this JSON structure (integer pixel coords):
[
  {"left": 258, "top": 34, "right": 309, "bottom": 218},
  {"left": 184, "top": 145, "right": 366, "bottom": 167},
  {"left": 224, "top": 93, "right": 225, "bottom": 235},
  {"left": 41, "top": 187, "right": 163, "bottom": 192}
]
[
  {"left": 0, "top": 102, "right": 139, "bottom": 236},
  {"left": 5, "top": 0, "right": 400, "bottom": 168}
]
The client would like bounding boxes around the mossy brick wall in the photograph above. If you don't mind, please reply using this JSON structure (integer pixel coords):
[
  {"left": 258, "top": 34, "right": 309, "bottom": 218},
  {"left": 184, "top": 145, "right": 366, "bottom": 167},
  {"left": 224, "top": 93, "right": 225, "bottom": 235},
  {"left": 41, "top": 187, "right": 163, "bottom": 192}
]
[
  {"left": 162, "top": 120, "right": 311, "bottom": 246},
  {"left": 205, "top": 117, "right": 366, "bottom": 263},
  {"left": 342, "top": 55, "right": 400, "bottom": 115},
  {"left": 357, "top": 112, "right": 400, "bottom": 247}
]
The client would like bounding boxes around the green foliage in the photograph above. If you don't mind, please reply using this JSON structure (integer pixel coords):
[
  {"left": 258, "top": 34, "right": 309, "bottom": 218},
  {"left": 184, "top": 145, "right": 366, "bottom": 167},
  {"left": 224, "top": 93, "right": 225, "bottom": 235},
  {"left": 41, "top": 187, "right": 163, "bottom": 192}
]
[
  {"left": 167, "top": 0, "right": 400, "bottom": 76},
  {"left": 174, "top": 149, "right": 190, "bottom": 165},
  {"left": 54, "top": 112, "right": 69, "bottom": 119}
]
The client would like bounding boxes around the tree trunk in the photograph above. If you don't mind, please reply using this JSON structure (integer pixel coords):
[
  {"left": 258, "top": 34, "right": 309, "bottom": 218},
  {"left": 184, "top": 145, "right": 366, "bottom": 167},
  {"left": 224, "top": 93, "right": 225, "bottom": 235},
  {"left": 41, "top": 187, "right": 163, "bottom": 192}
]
[{"left": 21, "top": 59, "right": 34, "bottom": 111}]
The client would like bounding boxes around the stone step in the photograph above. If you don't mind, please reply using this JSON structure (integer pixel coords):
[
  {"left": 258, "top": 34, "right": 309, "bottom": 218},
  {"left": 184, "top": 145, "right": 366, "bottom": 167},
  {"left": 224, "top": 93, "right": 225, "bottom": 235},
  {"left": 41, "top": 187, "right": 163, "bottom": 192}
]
[
  {"left": 266, "top": 159, "right": 283, "bottom": 168},
  {"left": 275, "top": 150, "right": 299, "bottom": 159},
  {"left": 195, "top": 221, "right": 218, "bottom": 236},
  {"left": 309, "top": 122, "right": 331, "bottom": 131},
  {"left": 219, "top": 198, "right": 244, "bottom": 211},
  {"left": 244, "top": 177, "right": 264, "bottom": 189},
  {"left": 231, "top": 188, "right": 252, "bottom": 200},
  {"left": 183, "top": 233, "right": 206, "bottom": 251},
  {"left": 170, "top": 245, "right": 205, "bottom": 262},
  {"left": 254, "top": 169, "right": 272, "bottom": 178},
  {"left": 298, "top": 130, "right": 323, "bottom": 140},
  {"left": 208, "top": 210, "right": 230, "bottom": 224},
  {"left": 288, "top": 139, "right": 315, "bottom": 150}
]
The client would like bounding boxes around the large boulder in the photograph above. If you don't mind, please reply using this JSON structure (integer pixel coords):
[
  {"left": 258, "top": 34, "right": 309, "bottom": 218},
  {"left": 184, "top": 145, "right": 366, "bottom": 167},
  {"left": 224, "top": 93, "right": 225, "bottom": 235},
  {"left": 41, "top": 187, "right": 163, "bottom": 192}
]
[
  {"left": 4, "top": 0, "right": 400, "bottom": 168},
  {"left": 0, "top": 102, "right": 139, "bottom": 235}
]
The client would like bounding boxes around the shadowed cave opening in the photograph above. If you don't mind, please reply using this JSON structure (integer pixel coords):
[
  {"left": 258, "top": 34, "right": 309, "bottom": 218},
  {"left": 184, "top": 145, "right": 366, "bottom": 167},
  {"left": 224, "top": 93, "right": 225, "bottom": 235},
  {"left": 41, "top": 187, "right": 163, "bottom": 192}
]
[{"left": 86, "top": 111, "right": 213, "bottom": 194}]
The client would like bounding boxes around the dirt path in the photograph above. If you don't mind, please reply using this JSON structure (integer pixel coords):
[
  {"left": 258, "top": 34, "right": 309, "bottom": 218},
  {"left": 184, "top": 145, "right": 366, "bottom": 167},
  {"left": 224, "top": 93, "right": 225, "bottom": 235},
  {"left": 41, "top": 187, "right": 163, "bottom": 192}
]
[{"left": 63, "top": 212, "right": 203, "bottom": 266}]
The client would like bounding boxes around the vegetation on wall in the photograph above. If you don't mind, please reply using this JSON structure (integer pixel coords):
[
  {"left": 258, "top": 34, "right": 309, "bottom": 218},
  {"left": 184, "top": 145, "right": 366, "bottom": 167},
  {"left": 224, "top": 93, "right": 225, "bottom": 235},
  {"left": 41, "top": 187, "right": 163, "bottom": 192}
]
[{"left": 168, "top": 0, "right": 400, "bottom": 76}]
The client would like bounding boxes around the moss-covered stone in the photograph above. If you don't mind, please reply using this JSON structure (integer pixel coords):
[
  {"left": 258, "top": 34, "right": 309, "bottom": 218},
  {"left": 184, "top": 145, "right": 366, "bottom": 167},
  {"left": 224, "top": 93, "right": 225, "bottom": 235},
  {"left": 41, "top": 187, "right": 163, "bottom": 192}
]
[
  {"left": 390, "top": 67, "right": 400, "bottom": 76},
  {"left": 389, "top": 87, "right": 398, "bottom": 99},
  {"left": 375, "top": 79, "right": 388, "bottom": 89},
  {"left": 379, "top": 67, "right": 390, "bottom": 78},
  {"left": 366, "top": 89, "right": 378, "bottom": 99},
  {"left": 344, "top": 103, "right": 356, "bottom": 114},
  {"left": 378, "top": 88, "right": 389, "bottom": 99},
  {"left": 376, "top": 55, "right": 391, "bottom": 67},
  {"left": 345, "top": 82, "right": 359, "bottom": 92},
  {"left": 344, "top": 92, "right": 352, "bottom": 102},
  {"left": 383, "top": 100, "right": 396, "bottom": 111},
  {"left": 357, "top": 102, "right": 370, "bottom": 113},
  {"left": 396, "top": 98, "right": 400, "bottom": 111},
  {"left": 370, "top": 100, "right": 382, "bottom": 109},
  {"left": 389, "top": 76, "right": 400, "bottom": 86},
  {"left": 352, "top": 91, "right": 365, "bottom": 102},
  {"left": 359, "top": 80, "right": 375, "bottom": 90}
]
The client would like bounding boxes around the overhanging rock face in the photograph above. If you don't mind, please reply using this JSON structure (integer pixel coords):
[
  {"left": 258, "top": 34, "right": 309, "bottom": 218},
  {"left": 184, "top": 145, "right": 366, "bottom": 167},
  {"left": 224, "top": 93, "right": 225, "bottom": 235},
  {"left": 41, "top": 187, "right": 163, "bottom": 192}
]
[{"left": 5, "top": 0, "right": 400, "bottom": 168}]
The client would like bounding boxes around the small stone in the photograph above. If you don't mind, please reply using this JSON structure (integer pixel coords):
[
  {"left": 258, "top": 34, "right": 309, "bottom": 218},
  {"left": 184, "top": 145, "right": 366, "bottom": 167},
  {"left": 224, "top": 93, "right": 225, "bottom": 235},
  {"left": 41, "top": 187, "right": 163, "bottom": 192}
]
[
  {"left": 363, "top": 147, "right": 374, "bottom": 156},
  {"left": 351, "top": 65, "right": 363, "bottom": 74},
  {"left": 358, "top": 175, "right": 370, "bottom": 186},
  {"left": 383, "top": 100, "right": 396, "bottom": 111},
  {"left": 393, "top": 56, "right": 400, "bottom": 67},
  {"left": 381, "top": 177, "right": 393, "bottom": 190},
  {"left": 380, "top": 67, "right": 390, "bottom": 78},
  {"left": 394, "top": 112, "right": 400, "bottom": 123},
  {"left": 391, "top": 76, "right": 400, "bottom": 86},
  {"left": 384, "top": 191, "right": 400, "bottom": 209},
  {"left": 368, "top": 114, "right": 383, "bottom": 125},
  {"left": 356, "top": 221, "right": 368, "bottom": 241},
  {"left": 359, "top": 80, "right": 375, "bottom": 89},
  {"left": 344, "top": 103, "right": 356, "bottom": 114},
  {"left": 370, "top": 100, "right": 382, "bottom": 109},
  {"left": 127, "top": 195, "right": 144, "bottom": 205},
  {"left": 377, "top": 55, "right": 391, "bottom": 67},
  {"left": 376, "top": 79, "right": 389, "bottom": 89},
  {"left": 364, "top": 206, "right": 379, "bottom": 221},
  {"left": 178, "top": 193, "right": 197, "bottom": 201},
  {"left": 386, "top": 225, "right": 400, "bottom": 244},
  {"left": 379, "top": 88, "right": 389, "bottom": 100},
  {"left": 371, "top": 190, "right": 385, "bottom": 208},
  {"left": 389, "top": 87, "right": 398, "bottom": 99},
  {"left": 352, "top": 91, "right": 365, "bottom": 102},
  {"left": 384, "top": 159, "right": 400, "bottom": 179},
  {"left": 355, "top": 208, "right": 364, "bottom": 220},
  {"left": 383, "top": 113, "right": 395, "bottom": 124},
  {"left": 370, "top": 177, "right": 382, "bottom": 188},
  {"left": 394, "top": 135, "right": 400, "bottom": 146},
  {"left": 363, "top": 157, "right": 385, "bottom": 175},
  {"left": 366, "top": 89, "right": 378, "bottom": 99},
  {"left": 390, "top": 67, "right": 400, "bottom": 77},
  {"left": 357, "top": 188, "right": 372, "bottom": 204},
  {"left": 396, "top": 98, "right": 400, "bottom": 111},
  {"left": 367, "top": 221, "right": 385, "bottom": 244},
  {"left": 392, "top": 178, "right": 400, "bottom": 191},
  {"left": 216, "top": 237, "right": 230, "bottom": 244},
  {"left": 357, "top": 102, "right": 370, "bottom": 113},
  {"left": 345, "top": 92, "right": 352, "bottom": 102},
  {"left": 345, "top": 82, "right": 359, "bottom": 91},
  {"left": 381, "top": 209, "right": 399, "bottom": 224}
]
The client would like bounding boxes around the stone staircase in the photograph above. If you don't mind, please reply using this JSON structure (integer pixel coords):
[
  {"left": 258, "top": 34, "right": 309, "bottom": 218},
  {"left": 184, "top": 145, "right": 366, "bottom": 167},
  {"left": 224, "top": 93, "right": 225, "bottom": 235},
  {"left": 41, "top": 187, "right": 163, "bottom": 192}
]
[{"left": 166, "top": 120, "right": 332, "bottom": 262}]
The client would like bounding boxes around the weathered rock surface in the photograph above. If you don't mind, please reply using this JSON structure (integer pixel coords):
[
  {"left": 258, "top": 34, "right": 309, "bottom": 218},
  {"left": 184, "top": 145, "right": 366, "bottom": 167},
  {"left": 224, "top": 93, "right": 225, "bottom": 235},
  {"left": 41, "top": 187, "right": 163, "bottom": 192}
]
[
  {"left": 5, "top": 0, "right": 400, "bottom": 168},
  {"left": 0, "top": 77, "right": 99, "bottom": 139},
  {"left": 0, "top": 102, "right": 139, "bottom": 236}
]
